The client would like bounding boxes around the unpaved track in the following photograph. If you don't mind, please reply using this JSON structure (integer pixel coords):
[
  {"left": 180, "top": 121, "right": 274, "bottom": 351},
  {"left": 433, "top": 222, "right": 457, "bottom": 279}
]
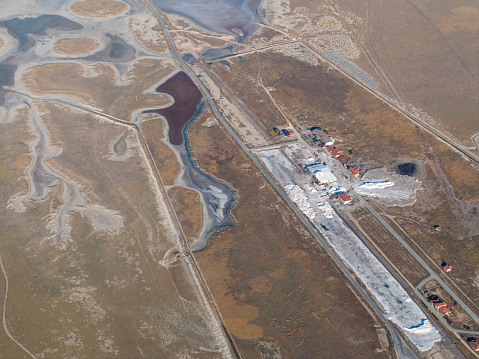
[{"left": 0, "top": 253, "right": 36, "bottom": 359}]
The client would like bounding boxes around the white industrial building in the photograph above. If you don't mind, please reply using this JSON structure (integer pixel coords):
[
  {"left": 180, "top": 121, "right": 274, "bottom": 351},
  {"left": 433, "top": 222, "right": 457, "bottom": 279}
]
[{"left": 306, "top": 163, "right": 337, "bottom": 184}]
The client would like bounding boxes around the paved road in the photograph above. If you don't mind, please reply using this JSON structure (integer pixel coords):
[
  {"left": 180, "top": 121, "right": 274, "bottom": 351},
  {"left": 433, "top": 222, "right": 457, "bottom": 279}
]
[
  {"left": 257, "top": 23, "right": 479, "bottom": 164},
  {"left": 415, "top": 276, "right": 479, "bottom": 335},
  {"left": 143, "top": 2, "right": 417, "bottom": 358},
  {"left": 354, "top": 194, "right": 479, "bottom": 328}
]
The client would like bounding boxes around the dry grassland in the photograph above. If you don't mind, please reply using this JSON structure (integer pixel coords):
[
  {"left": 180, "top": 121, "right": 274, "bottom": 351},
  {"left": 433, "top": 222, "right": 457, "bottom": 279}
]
[
  {"left": 219, "top": 52, "right": 478, "bottom": 201},
  {"left": 69, "top": 0, "right": 129, "bottom": 18},
  {"left": 22, "top": 59, "right": 175, "bottom": 120},
  {"left": 52, "top": 38, "right": 101, "bottom": 56},
  {"left": 284, "top": 0, "right": 479, "bottom": 145},
  {"left": 140, "top": 119, "right": 180, "bottom": 186},
  {"left": 0, "top": 103, "right": 223, "bottom": 358},
  {"left": 208, "top": 59, "right": 291, "bottom": 134},
  {"left": 187, "top": 111, "right": 391, "bottom": 358},
  {"left": 168, "top": 187, "right": 202, "bottom": 246}
]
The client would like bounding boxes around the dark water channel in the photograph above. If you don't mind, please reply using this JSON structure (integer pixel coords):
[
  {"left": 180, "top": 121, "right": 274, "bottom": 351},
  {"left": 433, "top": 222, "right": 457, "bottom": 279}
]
[
  {"left": 0, "top": 15, "right": 82, "bottom": 51},
  {"left": 0, "top": 64, "right": 16, "bottom": 105},
  {"left": 85, "top": 34, "right": 136, "bottom": 62},
  {"left": 145, "top": 71, "right": 236, "bottom": 250},
  {"left": 145, "top": 72, "right": 203, "bottom": 145}
]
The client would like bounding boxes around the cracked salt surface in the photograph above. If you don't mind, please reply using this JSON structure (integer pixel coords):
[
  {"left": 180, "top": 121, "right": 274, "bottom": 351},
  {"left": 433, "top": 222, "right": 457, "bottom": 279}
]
[{"left": 258, "top": 147, "right": 440, "bottom": 352}]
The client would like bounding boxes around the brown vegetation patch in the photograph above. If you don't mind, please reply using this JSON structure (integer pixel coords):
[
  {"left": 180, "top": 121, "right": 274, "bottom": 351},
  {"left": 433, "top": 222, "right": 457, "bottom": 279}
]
[
  {"left": 189, "top": 111, "right": 391, "bottom": 358},
  {"left": 168, "top": 187, "right": 202, "bottom": 245},
  {"left": 69, "top": 0, "right": 129, "bottom": 19},
  {"left": 21, "top": 59, "right": 175, "bottom": 120},
  {"left": 0, "top": 37, "right": 4, "bottom": 51},
  {"left": 140, "top": 119, "right": 180, "bottom": 186},
  {"left": 53, "top": 38, "right": 101, "bottom": 56}
]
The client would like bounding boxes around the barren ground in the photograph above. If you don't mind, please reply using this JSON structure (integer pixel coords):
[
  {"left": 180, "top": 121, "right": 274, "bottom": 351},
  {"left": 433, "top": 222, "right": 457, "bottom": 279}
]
[
  {"left": 21, "top": 59, "right": 175, "bottom": 120},
  {"left": 0, "top": 103, "right": 223, "bottom": 358},
  {"left": 69, "top": 0, "right": 130, "bottom": 19},
  {"left": 52, "top": 38, "right": 101, "bottom": 56}
]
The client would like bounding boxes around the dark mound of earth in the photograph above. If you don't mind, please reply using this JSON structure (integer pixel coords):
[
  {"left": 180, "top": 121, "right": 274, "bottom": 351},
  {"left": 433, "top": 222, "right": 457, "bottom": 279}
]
[{"left": 396, "top": 163, "right": 416, "bottom": 176}]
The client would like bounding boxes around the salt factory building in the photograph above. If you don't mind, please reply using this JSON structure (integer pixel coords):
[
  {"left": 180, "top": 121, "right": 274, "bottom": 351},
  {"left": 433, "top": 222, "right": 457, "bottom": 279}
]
[{"left": 306, "top": 162, "right": 337, "bottom": 184}]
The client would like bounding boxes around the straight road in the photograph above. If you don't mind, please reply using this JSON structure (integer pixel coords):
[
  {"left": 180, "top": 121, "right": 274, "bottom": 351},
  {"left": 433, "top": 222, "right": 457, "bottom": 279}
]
[
  {"left": 354, "top": 194, "right": 479, "bottom": 328},
  {"left": 143, "top": 2, "right": 416, "bottom": 357},
  {"left": 414, "top": 276, "right": 479, "bottom": 336},
  {"left": 257, "top": 23, "right": 479, "bottom": 164}
]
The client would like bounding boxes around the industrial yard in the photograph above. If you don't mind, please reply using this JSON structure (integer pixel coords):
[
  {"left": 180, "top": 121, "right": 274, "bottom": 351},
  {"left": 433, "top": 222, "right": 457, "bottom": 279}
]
[{"left": 0, "top": 0, "right": 478, "bottom": 358}]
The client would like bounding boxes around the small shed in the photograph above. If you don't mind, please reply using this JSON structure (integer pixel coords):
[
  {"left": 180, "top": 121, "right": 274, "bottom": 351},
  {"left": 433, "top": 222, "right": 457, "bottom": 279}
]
[
  {"left": 349, "top": 167, "right": 360, "bottom": 177},
  {"left": 326, "top": 145, "right": 340, "bottom": 157},
  {"left": 438, "top": 306, "right": 452, "bottom": 316},
  {"left": 338, "top": 192, "right": 352, "bottom": 204}
]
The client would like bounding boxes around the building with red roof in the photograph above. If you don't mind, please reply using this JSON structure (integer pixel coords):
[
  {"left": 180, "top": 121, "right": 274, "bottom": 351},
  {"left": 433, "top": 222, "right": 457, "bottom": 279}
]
[
  {"left": 349, "top": 167, "right": 360, "bottom": 177},
  {"left": 338, "top": 192, "right": 352, "bottom": 204},
  {"left": 470, "top": 340, "right": 479, "bottom": 351},
  {"left": 439, "top": 306, "right": 452, "bottom": 316},
  {"left": 326, "top": 145, "right": 340, "bottom": 157}
]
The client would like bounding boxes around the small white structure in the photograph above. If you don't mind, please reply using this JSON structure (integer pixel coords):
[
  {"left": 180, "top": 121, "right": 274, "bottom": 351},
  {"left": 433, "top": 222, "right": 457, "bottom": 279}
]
[{"left": 315, "top": 171, "right": 337, "bottom": 184}]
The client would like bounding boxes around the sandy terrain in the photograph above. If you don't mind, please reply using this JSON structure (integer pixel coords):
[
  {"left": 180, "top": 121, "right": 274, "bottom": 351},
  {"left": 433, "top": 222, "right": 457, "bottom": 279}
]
[
  {"left": 69, "top": 0, "right": 130, "bottom": 19},
  {"left": 52, "top": 38, "right": 101, "bottom": 56},
  {"left": 129, "top": 15, "right": 168, "bottom": 53}
]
